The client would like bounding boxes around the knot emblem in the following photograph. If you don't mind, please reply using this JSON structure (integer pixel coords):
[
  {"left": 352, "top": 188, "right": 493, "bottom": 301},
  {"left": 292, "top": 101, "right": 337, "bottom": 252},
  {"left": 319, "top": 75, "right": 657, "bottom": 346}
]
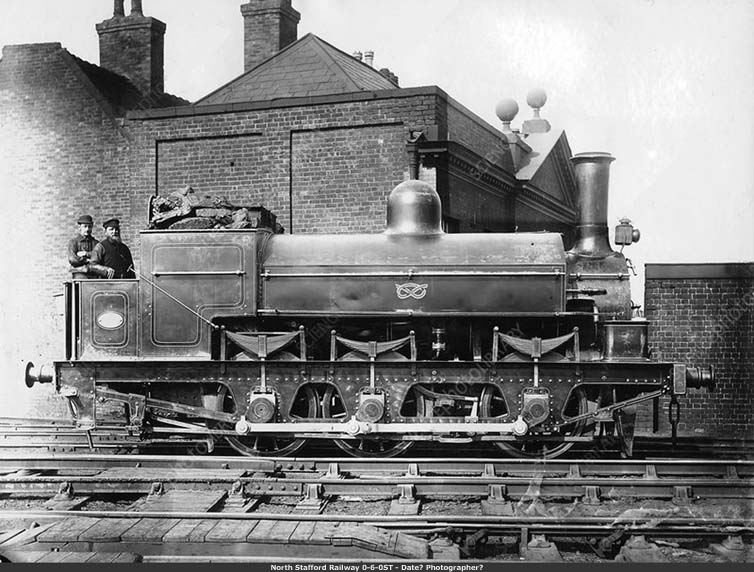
[{"left": 395, "top": 282, "right": 428, "bottom": 300}]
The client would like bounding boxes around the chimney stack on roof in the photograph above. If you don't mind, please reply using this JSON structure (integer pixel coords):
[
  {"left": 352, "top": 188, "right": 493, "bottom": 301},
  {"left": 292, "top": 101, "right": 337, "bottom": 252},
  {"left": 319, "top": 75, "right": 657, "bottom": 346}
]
[
  {"left": 96, "top": 0, "right": 166, "bottom": 95},
  {"left": 241, "top": 0, "right": 301, "bottom": 72},
  {"left": 364, "top": 50, "right": 374, "bottom": 67},
  {"left": 352, "top": 51, "right": 363, "bottom": 61},
  {"left": 378, "top": 68, "right": 399, "bottom": 87}
]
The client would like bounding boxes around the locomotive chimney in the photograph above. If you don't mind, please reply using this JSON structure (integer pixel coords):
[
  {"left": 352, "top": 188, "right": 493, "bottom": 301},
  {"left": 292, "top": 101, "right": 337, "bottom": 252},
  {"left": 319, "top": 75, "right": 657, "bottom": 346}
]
[
  {"left": 569, "top": 152, "right": 615, "bottom": 258},
  {"left": 385, "top": 180, "right": 444, "bottom": 236}
]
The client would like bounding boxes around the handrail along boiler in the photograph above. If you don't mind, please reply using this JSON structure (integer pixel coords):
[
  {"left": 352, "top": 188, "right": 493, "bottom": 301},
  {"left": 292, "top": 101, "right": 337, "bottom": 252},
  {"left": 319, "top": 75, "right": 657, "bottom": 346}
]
[{"left": 26, "top": 147, "right": 714, "bottom": 458}]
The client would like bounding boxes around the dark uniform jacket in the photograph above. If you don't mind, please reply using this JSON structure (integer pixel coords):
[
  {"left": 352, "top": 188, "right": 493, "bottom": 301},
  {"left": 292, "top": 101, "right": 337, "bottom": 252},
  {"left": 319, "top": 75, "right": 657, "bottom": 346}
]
[
  {"left": 90, "top": 238, "right": 136, "bottom": 279},
  {"left": 67, "top": 234, "right": 98, "bottom": 277}
]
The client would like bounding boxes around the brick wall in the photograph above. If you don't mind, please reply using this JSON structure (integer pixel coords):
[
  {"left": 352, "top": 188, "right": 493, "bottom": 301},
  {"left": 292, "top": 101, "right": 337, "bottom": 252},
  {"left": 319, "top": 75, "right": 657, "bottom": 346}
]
[
  {"left": 642, "top": 263, "right": 754, "bottom": 438},
  {"left": 291, "top": 123, "right": 406, "bottom": 233},
  {"left": 129, "top": 92, "right": 443, "bottom": 241},
  {"left": 0, "top": 43, "right": 131, "bottom": 417},
  {"left": 156, "top": 133, "right": 268, "bottom": 203}
]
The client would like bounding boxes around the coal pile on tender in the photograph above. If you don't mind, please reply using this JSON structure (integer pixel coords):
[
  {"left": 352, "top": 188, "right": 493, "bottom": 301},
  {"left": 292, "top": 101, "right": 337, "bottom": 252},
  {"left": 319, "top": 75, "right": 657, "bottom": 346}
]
[{"left": 149, "top": 186, "right": 282, "bottom": 232}]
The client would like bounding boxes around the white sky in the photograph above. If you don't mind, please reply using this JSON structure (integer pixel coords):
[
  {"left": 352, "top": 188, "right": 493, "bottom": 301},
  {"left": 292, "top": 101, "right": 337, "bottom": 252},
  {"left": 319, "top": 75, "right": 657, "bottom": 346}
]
[{"left": 2, "top": 0, "right": 753, "bottom": 274}]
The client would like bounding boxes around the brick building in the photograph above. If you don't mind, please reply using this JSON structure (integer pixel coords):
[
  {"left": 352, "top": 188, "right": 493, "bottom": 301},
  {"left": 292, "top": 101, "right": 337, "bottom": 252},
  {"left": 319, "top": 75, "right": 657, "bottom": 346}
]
[{"left": 643, "top": 263, "right": 754, "bottom": 439}]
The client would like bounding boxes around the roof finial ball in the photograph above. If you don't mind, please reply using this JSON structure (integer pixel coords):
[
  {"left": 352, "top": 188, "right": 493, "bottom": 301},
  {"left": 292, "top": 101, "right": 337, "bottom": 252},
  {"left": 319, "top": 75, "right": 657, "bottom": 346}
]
[
  {"left": 526, "top": 88, "right": 547, "bottom": 119},
  {"left": 495, "top": 98, "right": 519, "bottom": 133}
]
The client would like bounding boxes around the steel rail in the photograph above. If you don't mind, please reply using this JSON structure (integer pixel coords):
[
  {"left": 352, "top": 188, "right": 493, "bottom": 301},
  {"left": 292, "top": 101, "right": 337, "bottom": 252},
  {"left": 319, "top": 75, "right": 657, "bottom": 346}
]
[{"left": 0, "top": 453, "right": 753, "bottom": 474}]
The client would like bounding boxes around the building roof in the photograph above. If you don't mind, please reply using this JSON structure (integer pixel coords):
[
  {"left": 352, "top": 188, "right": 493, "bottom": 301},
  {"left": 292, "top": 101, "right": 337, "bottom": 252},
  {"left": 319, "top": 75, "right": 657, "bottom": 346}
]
[
  {"left": 0, "top": 43, "right": 188, "bottom": 116},
  {"left": 71, "top": 54, "right": 189, "bottom": 113},
  {"left": 515, "top": 129, "right": 568, "bottom": 181},
  {"left": 514, "top": 129, "right": 577, "bottom": 212},
  {"left": 197, "top": 33, "right": 398, "bottom": 106}
]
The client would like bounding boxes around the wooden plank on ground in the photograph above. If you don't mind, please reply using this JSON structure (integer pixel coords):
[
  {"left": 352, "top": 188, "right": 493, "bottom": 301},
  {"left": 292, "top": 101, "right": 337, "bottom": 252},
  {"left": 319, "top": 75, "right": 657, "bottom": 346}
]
[
  {"left": 288, "top": 520, "right": 316, "bottom": 545},
  {"left": 120, "top": 518, "right": 181, "bottom": 542},
  {"left": 392, "top": 530, "right": 430, "bottom": 559},
  {"left": 134, "top": 489, "right": 227, "bottom": 512},
  {"left": 161, "top": 519, "right": 205, "bottom": 543},
  {"left": 37, "top": 550, "right": 89, "bottom": 563},
  {"left": 0, "top": 523, "right": 55, "bottom": 547},
  {"left": 347, "top": 524, "right": 393, "bottom": 552},
  {"left": 0, "top": 529, "right": 25, "bottom": 545},
  {"left": 184, "top": 519, "right": 220, "bottom": 543},
  {"left": 0, "top": 550, "right": 49, "bottom": 563},
  {"left": 265, "top": 520, "right": 302, "bottom": 544},
  {"left": 36, "top": 518, "right": 99, "bottom": 542},
  {"left": 6, "top": 549, "right": 142, "bottom": 564},
  {"left": 204, "top": 519, "right": 259, "bottom": 543},
  {"left": 86, "top": 552, "right": 143, "bottom": 563},
  {"left": 309, "top": 522, "right": 342, "bottom": 546},
  {"left": 77, "top": 518, "right": 139, "bottom": 542},
  {"left": 246, "top": 519, "right": 277, "bottom": 544}
]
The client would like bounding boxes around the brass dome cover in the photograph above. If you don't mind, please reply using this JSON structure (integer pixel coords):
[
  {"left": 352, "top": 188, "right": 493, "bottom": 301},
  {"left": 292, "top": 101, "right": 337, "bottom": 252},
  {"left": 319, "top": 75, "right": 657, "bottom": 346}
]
[{"left": 384, "top": 179, "right": 443, "bottom": 236}]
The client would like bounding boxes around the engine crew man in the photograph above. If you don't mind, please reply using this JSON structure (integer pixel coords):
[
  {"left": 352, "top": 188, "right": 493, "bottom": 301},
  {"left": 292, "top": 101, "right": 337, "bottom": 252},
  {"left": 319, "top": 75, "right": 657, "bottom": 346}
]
[
  {"left": 67, "top": 214, "right": 98, "bottom": 279},
  {"left": 89, "top": 218, "right": 136, "bottom": 279}
]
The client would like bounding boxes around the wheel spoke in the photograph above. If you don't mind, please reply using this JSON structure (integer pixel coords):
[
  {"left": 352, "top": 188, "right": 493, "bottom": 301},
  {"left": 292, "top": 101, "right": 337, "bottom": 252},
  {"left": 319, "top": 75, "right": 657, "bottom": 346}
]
[
  {"left": 483, "top": 385, "right": 588, "bottom": 459},
  {"left": 217, "top": 384, "right": 318, "bottom": 457}
]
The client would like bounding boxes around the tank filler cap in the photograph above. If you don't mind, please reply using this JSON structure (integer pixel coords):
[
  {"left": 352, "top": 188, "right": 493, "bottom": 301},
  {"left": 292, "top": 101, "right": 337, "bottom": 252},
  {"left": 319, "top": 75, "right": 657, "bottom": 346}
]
[{"left": 385, "top": 179, "right": 444, "bottom": 236}]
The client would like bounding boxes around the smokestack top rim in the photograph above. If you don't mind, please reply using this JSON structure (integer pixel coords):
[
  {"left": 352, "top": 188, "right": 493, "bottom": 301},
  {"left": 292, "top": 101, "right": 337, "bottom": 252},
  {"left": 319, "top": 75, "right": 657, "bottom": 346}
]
[{"left": 571, "top": 152, "right": 615, "bottom": 164}]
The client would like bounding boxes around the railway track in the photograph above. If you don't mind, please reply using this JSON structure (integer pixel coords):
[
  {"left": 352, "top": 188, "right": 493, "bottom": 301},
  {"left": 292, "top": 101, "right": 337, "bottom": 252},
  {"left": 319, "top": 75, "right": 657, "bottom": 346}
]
[
  {"left": 0, "top": 454, "right": 752, "bottom": 500},
  {"left": 0, "top": 453, "right": 752, "bottom": 562},
  {"left": 1, "top": 418, "right": 752, "bottom": 459}
]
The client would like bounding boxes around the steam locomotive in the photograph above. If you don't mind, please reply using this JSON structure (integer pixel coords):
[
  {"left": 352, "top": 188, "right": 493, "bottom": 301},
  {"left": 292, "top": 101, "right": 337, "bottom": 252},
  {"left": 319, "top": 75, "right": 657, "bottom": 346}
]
[{"left": 26, "top": 150, "right": 713, "bottom": 458}]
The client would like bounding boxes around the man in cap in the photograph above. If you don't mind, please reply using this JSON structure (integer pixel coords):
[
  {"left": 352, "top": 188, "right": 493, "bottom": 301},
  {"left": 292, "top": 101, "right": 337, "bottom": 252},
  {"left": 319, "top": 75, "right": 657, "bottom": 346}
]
[
  {"left": 67, "top": 214, "right": 98, "bottom": 279},
  {"left": 89, "top": 218, "right": 136, "bottom": 279}
]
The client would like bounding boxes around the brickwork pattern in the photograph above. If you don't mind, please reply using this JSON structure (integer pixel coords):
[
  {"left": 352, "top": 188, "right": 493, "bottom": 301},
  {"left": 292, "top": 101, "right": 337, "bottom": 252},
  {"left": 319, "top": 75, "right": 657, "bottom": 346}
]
[
  {"left": 156, "top": 133, "right": 268, "bottom": 205},
  {"left": 242, "top": 2, "right": 299, "bottom": 72},
  {"left": 446, "top": 98, "right": 511, "bottom": 169},
  {"left": 291, "top": 124, "right": 406, "bottom": 233},
  {"left": 643, "top": 277, "right": 754, "bottom": 437},
  {"left": 97, "top": 16, "right": 165, "bottom": 95},
  {"left": 0, "top": 43, "right": 132, "bottom": 417},
  {"left": 130, "top": 94, "right": 441, "bottom": 240}
]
